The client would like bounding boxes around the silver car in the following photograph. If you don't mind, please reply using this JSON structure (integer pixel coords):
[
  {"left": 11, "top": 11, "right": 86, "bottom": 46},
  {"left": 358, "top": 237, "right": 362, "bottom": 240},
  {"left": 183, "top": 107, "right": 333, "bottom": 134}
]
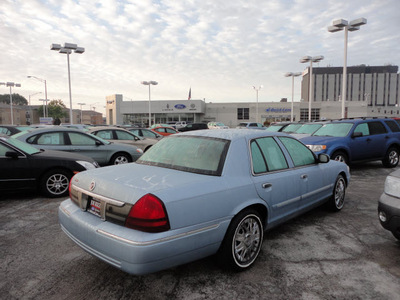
[
  {"left": 13, "top": 127, "right": 143, "bottom": 166},
  {"left": 88, "top": 127, "right": 157, "bottom": 152}
]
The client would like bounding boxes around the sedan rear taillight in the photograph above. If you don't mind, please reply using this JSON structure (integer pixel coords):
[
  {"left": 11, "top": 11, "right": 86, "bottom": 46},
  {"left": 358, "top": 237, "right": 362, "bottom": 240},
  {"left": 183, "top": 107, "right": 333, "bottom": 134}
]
[{"left": 125, "top": 194, "right": 170, "bottom": 232}]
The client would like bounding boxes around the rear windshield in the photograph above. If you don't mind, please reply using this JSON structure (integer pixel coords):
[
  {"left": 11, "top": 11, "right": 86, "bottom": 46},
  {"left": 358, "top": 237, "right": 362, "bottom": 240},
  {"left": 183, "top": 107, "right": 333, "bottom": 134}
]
[
  {"left": 282, "top": 124, "right": 303, "bottom": 133},
  {"left": 296, "top": 124, "right": 323, "bottom": 134},
  {"left": 312, "top": 123, "right": 353, "bottom": 137},
  {"left": 137, "top": 136, "right": 230, "bottom": 176},
  {"left": 265, "top": 125, "right": 283, "bottom": 132}
]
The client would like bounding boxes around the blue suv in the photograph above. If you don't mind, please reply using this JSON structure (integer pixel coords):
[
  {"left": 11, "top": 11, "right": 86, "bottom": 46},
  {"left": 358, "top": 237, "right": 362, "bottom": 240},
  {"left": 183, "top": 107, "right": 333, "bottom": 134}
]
[{"left": 301, "top": 118, "right": 400, "bottom": 168}]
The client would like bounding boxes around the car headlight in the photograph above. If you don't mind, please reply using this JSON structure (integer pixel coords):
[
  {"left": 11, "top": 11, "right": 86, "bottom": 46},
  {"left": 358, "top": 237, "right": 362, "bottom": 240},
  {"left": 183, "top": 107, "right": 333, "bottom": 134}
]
[
  {"left": 384, "top": 175, "right": 400, "bottom": 198},
  {"left": 306, "top": 144, "right": 327, "bottom": 152},
  {"left": 76, "top": 160, "right": 98, "bottom": 170}
]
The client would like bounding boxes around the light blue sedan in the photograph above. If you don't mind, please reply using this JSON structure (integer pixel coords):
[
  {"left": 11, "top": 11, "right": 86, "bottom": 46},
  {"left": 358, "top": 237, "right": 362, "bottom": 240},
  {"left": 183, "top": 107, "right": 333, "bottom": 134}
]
[{"left": 59, "top": 129, "right": 350, "bottom": 275}]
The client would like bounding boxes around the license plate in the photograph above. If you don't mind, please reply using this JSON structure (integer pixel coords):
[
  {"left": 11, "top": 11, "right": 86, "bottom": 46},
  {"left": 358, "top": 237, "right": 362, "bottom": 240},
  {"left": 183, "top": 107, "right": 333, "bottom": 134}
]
[{"left": 88, "top": 198, "right": 102, "bottom": 217}]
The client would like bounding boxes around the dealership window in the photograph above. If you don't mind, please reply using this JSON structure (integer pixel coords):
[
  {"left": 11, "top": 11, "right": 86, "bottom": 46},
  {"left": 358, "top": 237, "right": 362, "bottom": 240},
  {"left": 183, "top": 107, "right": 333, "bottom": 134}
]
[
  {"left": 300, "top": 108, "right": 320, "bottom": 121},
  {"left": 237, "top": 108, "right": 249, "bottom": 120}
]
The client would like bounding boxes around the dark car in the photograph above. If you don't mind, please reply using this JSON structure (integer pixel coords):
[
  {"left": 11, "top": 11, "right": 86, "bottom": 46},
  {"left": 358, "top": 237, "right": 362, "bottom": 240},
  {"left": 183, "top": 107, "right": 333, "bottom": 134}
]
[
  {"left": 378, "top": 169, "right": 400, "bottom": 241},
  {"left": 178, "top": 123, "right": 209, "bottom": 132},
  {"left": 0, "top": 125, "right": 33, "bottom": 136},
  {"left": 0, "top": 135, "right": 99, "bottom": 197}
]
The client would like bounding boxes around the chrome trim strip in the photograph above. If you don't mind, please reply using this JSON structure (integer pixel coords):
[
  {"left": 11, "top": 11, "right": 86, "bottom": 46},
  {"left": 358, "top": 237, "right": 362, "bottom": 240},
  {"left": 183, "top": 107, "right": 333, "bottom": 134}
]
[
  {"left": 97, "top": 223, "right": 219, "bottom": 246},
  {"left": 302, "top": 184, "right": 333, "bottom": 198},
  {"left": 274, "top": 196, "right": 301, "bottom": 208},
  {"left": 72, "top": 184, "right": 125, "bottom": 207}
]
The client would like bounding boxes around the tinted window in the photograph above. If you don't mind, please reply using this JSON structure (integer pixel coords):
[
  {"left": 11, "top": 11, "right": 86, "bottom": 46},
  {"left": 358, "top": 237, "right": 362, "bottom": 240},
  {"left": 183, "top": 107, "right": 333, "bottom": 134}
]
[
  {"left": 368, "top": 122, "right": 387, "bottom": 135},
  {"left": 166, "top": 128, "right": 176, "bottom": 134},
  {"left": 0, "top": 142, "right": 11, "bottom": 156},
  {"left": 251, "top": 137, "right": 288, "bottom": 174},
  {"left": 279, "top": 137, "right": 315, "bottom": 167},
  {"left": 68, "top": 132, "right": 97, "bottom": 145},
  {"left": 385, "top": 120, "right": 400, "bottom": 132}
]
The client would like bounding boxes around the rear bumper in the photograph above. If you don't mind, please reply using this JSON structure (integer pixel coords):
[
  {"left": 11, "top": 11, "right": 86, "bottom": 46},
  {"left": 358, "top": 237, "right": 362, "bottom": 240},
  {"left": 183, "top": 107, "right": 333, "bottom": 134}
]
[{"left": 58, "top": 199, "right": 229, "bottom": 275}]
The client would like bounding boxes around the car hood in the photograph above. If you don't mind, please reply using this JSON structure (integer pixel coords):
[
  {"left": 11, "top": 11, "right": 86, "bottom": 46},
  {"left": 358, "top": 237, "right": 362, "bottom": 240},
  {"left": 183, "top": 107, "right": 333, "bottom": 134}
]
[
  {"left": 301, "top": 135, "right": 343, "bottom": 145},
  {"left": 71, "top": 162, "right": 219, "bottom": 204},
  {"left": 34, "top": 149, "right": 96, "bottom": 163}
]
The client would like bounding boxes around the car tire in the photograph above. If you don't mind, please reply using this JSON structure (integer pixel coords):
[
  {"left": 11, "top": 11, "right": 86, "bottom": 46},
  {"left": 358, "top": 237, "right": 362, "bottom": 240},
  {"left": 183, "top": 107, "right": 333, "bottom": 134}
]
[
  {"left": 331, "top": 151, "right": 348, "bottom": 164},
  {"left": 40, "top": 169, "right": 71, "bottom": 198},
  {"left": 218, "top": 209, "right": 264, "bottom": 271},
  {"left": 328, "top": 174, "right": 346, "bottom": 212},
  {"left": 110, "top": 152, "right": 131, "bottom": 165},
  {"left": 382, "top": 147, "right": 399, "bottom": 168},
  {"left": 392, "top": 230, "right": 400, "bottom": 241}
]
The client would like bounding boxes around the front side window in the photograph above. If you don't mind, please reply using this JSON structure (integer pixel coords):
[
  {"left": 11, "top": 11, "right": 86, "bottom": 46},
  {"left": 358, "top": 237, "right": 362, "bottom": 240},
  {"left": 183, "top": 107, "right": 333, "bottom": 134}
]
[
  {"left": 68, "top": 132, "right": 97, "bottom": 145},
  {"left": 279, "top": 137, "right": 315, "bottom": 167},
  {"left": 137, "top": 136, "right": 229, "bottom": 176},
  {"left": 251, "top": 137, "right": 288, "bottom": 174},
  {"left": 354, "top": 123, "right": 369, "bottom": 136}
]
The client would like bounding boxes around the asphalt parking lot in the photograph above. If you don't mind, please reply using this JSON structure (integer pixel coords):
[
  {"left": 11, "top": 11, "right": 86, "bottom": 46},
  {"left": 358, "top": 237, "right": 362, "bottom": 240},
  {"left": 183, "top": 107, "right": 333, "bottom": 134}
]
[{"left": 1, "top": 162, "right": 400, "bottom": 300}]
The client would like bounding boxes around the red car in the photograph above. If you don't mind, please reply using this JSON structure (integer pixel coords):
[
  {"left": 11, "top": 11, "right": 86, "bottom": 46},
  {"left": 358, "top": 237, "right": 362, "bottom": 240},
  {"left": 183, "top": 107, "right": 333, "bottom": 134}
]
[{"left": 151, "top": 126, "right": 179, "bottom": 136}]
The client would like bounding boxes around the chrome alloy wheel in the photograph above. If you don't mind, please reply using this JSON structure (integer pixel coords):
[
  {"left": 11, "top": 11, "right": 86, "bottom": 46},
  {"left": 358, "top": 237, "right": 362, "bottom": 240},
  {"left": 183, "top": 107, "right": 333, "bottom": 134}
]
[
  {"left": 388, "top": 150, "right": 399, "bottom": 166},
  {"left": 334, "top": 177, "right": 346, "bottom": 209},
  {"left": 46, "top": 173, "right": 69, "bottom": 196},
  {"left": 232, "top": 214, "right": 262, "bottom": 267}
]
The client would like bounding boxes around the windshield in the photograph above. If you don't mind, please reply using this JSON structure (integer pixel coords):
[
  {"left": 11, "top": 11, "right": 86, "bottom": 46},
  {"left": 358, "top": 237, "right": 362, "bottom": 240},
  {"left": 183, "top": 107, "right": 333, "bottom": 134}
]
[
  {"left": 312, "top": 123, "right": 353, "bottom": 137},
  {"left": 265, "top": 125, "right": 282, "bottom": 132},
  {"left": 282, "top": 124, "right": 303, "bottom": 133},
  {"left": 296, "top": 124, "right": 323, "bottom": 134},
  {"left": 1, "top": 136, "right": 41, "bottom": 155},
  {"left": 137, "top": 136, "right": 230, "bottom": 176}
]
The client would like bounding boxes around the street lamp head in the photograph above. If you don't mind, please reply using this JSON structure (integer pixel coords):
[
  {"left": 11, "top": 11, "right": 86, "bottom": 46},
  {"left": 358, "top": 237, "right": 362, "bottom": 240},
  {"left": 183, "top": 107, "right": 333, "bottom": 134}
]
[
  {"left": 332, "top": 19, "right": 348, "bottom": 27},
  {"left": 50, "top": 43, "right": 62, "bottom": 51},
  {"left": 59, "top": 48, "right": 72, "bottom": 54},
  {"left": 328, "top": 25, "right": 343, "bottom": 32},
  {"left": 285, "top": 72, "right": 293, "bottom": 77},
  {"left": 312, "top": 55, "right": 324, "bottom": 62},
  {"left": 300, "top": 56, "right": 312, "bottom": 63},
  {"left": 141, "top": 81, "right": 158, "bottom": 85},
  {"left": 348, "top": 26, "right": 360, "bottom": 32},
  {"left": 349, "top": 18, "right": 367, "bottom": 27},
  {"left": 64, "top": 43, "right": 78, "bottom": 50},
  {"left": 75, "top": 47, "right": 85, "bottom": 54}
]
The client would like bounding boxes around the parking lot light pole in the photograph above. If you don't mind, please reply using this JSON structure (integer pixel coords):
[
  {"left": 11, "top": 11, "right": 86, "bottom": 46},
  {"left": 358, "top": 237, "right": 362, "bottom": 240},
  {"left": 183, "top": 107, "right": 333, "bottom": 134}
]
[
  {"left": 0, "top": 82, "right": 21, "bottom": 125},
  {"left": 252, "top": 86, "right": 263, "bottom": 123},
  {"left": 141, "top": 81, "right": 158, "bottom": 127},
  {"left": 27, "top": 76, "right": 48, "bottom": 117},
  {"left": 51, "top": 43, "right": 85, "bottom": 124},
  {"left": 284, "top": 72, "right": 302, "bottom": 122},
  {"left": 300, "top": 56, "right": 324, "bottom": 121},
  {"left": 77, "top": 102, "right": 86, "bottom": 124},
  {"left": 328, "top": 18, "right": 367, "bottom": 119}
]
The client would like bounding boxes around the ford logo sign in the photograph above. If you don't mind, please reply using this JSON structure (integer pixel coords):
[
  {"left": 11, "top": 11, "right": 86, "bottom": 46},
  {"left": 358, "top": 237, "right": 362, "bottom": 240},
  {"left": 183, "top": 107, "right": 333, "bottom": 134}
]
[{"left": 174, "top": 104, "right": 186, "bottom": 109}]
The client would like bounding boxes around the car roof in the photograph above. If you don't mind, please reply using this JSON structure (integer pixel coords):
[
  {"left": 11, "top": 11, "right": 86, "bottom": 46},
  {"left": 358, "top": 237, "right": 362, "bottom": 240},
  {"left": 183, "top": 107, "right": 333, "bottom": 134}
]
[{"left": 178, "top": 128, "right": 289, "bottom": 141}]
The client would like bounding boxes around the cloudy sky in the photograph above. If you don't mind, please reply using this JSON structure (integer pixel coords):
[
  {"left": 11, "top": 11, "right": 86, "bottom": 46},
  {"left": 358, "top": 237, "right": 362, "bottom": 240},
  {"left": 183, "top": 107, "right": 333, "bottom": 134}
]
[{"left": 1, "top": 0, "right": 399, "bottom": 115}]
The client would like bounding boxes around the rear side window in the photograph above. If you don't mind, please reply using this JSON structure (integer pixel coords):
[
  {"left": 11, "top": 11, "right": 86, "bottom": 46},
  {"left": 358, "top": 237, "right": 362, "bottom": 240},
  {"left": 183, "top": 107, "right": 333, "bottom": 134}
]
[
  {"left": 384, "top": 120, "right": 400, "bottom": 132},
  {"left": 116, "top": 130, "right": 135, "bottom": 140},
  {"left": 368, "top": 122, "right": 387, "bottom": 135},
  {"left": 251, "top": 137, "right": 288, "bottom": 174},
  {"left": 279, "top": 137, "right": 316, "bottom": 167},
  {"left": 68, "top": 132, "right": 97, "bottom": 145},
  {"left": 34, "top": 132, "right": 65, "bottom": 145}
]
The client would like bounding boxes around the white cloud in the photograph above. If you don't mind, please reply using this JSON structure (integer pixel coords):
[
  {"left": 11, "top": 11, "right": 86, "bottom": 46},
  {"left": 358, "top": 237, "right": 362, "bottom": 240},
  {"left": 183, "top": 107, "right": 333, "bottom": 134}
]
[{"left": 1, "top": 0, "right": 399, "bottom": 115}]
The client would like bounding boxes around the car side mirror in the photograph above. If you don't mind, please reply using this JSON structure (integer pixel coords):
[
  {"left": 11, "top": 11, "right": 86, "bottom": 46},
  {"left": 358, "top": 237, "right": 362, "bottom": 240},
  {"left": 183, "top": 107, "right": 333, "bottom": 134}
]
[
  {"left": 318, "top": 153, "right": 330, "bottom": 163},
  {"left": 352, "top": 132, "right": 363, "bottom": 138},
  {"left": 5, "top": 151, "right": 20, "bottom": 159},
  {"left": 95, "top": 140, "right": 103, "bottom": 146}
]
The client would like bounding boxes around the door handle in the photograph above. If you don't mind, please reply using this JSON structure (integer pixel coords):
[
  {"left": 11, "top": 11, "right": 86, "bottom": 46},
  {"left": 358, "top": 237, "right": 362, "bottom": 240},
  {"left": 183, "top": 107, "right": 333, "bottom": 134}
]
[
  {"left": 366, "top": 138, "right": 371, "bottom": 142},
  {"left": 262, "top": 183, "right": 272, "bottom": 189},
  {"left": 301, "top": 174, "right": 308, "bottom": 179}
]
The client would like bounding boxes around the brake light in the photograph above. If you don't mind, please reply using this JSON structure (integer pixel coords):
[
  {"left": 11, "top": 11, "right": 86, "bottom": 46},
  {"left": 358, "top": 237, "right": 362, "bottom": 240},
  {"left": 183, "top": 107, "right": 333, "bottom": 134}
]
[
  {"left": 125, "top": 194, "right": 170, "bottom": 232},
  {"left": 68, "top": 175, "right": 75, "bottom": 198}
]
